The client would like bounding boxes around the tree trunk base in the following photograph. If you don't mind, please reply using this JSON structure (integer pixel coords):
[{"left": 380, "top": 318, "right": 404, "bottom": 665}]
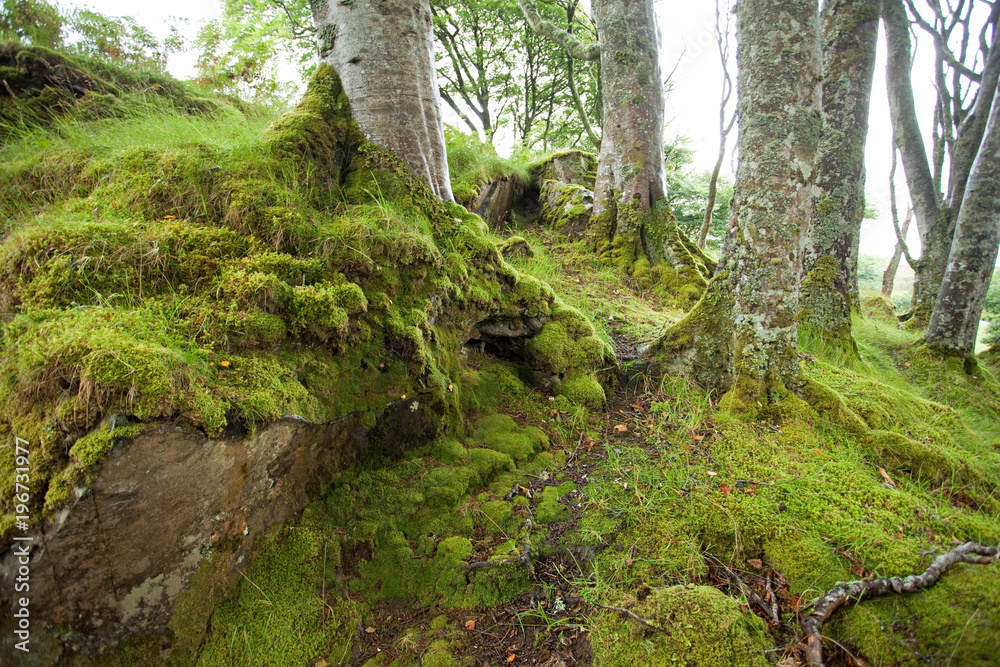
[{"left": 590, "top": 198, "right": 714, "bottom": 305}]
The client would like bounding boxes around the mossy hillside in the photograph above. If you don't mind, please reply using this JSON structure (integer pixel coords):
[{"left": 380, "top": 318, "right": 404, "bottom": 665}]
[
  {"left": 0, "top": 64, "right": 609, "bottom": 539},
  {"left": 0, "top": 43, "right": 251, "bottom": 143},
  {"left": 576, "top": 320, "right": 1000, "bottom": 663},
  {"left": 444, "top": 129, "right": 530, "bottom": 205}
]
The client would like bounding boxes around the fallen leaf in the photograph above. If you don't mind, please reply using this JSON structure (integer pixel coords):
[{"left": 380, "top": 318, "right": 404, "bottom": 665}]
[
  {"left": 878, "top": 467, "right": 895, "bottom": 488},
  {"left": 814, "top": 448, "right": 823, "bottom": 454},
  {"left": 707, "top": 470, "right": 718, "bottom": 477},
  {"left": 904, "top": 361, "right": 912, "bottom": 367},
  {"left": 613, "top": 424, "right": 628, "bottom": 433},
  {"left": 316, "top": 660, "right": 329, "bottom": 667},
  {"left": 693, "top": 434, "right": 704, "bottom": 441},
  {"left": 465, "top": 619, "right": 476, "bottom": 631},
  {"left": 365, "top": 626, "right": 376, "bottom": 634},
  {"left": 507, "top": 655, "right": 517, "bottom": 663},
  {"left": 721, "top": 483, "right": 731, "bottom": 495},
  {"left": 850, "top": 563, "right": 865, "bottom": 577},
  {"left": 747, "top": 558, "right": 763, "bottom": 570}
]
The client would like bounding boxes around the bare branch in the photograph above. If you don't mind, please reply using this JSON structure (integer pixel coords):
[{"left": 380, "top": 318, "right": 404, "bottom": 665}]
[{"left": 802, "top": 541, "right": 1000, "bottom": 667}]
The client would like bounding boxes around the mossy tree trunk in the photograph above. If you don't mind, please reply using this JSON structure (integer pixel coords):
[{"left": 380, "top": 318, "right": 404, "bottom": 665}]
[
  {"left": 518, "top": 0, "right": 713, "bottom": 298},
  {"left": 798, "top": 0, "right": 879, "bottom": 357},
  {"left": 313, "top": 0, "right": 454, "bottom": 201},
  {"left": 651, "top": 0, "right": 821, "bottom": 408},
  {"left": 924, "top": 83, "right": 1000, "bottom": 359}
]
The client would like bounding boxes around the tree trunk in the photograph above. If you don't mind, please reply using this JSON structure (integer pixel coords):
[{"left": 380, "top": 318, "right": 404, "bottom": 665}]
[
  {"left": 883, "top": 0, "right": 948, "bottom": 324},
  {"left": 924, "top": 83, "right": 1000, "bottom": 359},
  {"left": 586, "top": 0, "right": 712, "bottom": 297},
  {"left": 881, "top": 206, "right": 913, "bottom": 297},
  {"left": 652, "top": 0, "right": 821, "bottom": 408},
  {"left": 798, "top": 0, "right": 879, "bottom": 356},
  {"left": 313, "top": 0, "right": 454, "bottom": 201},
  {"left": 697, "top": 0, "right": 736, "bottom": 251}
]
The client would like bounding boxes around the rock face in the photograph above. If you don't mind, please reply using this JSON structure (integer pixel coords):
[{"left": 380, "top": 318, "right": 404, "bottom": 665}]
[
  {"left": 0, "top": 400, "right": 435, "bottom": 663},
  {"left": 471, "top": 177, "right": 528, "bottom": 229}
]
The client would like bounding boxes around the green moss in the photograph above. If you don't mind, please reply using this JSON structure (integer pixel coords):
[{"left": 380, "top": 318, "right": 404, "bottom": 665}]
[
  {"left": 561, "top": 372, "right": 606, "bottom": 408},
  {"left": 197, "top": 524, "right": 361, "bottom": 667},
  {"left": 590, "top": 585, "right": 769, "bottom": 667},
  {"left": 535, "top": 482, "right": 575, "bottom": 524}
]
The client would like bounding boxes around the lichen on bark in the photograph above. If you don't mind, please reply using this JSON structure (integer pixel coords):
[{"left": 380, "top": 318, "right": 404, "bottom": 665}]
[
  {"left": 924, "top": 83, "right": 1000, "bottom": 360},
  {"left": 649, "top": 0, "right": 821, "bottom": 411},
  {"left": 798, "top": 0, "right": 878, "bottom": 358}
]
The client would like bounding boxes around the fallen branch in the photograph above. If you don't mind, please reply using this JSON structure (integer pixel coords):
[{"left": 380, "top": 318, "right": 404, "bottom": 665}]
[{"left": 801, "top": 541, "right": 1000, "bottom": 666}]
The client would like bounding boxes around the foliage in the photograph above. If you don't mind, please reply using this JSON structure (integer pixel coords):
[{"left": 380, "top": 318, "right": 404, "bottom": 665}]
[
  {"left": 663, "top": 136, "right": 733, "bottom": 248},
  {"left": 0, "top": 0, "right": 62, "bottom": 48},
  {"left": 193, "top": 0, "right": 315, "bottom": 102},
  {"left": 63, "top": 8, "right": 183, "bottom": 73},
  {"left": 432, "top": 0, "right": 600, "bottom": 151}
]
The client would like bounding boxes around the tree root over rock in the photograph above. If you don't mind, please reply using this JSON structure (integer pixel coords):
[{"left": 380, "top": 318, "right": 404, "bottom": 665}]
[{"left": 801, "top": 541, "right": 1000, "bottom": 666}]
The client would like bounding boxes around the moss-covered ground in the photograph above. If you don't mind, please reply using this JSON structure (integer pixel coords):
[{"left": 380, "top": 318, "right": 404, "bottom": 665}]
[{"left": 2, "top": 47, "right": 999, "bottom": 667}]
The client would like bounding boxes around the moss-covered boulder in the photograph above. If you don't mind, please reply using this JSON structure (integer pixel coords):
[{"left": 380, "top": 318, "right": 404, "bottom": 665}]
[{"left": 590, "top": 585, "right": 770, "bottom": 667}]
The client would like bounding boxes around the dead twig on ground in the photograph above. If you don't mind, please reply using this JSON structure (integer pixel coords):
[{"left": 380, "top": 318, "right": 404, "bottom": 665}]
[{"left": 801, "top": 541, "right": 1000, "bottom": 666}]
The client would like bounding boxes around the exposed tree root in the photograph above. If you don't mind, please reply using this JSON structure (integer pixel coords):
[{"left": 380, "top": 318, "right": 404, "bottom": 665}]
[{"left": 801, "top": 541, "right": 1000, "bottom": 666}]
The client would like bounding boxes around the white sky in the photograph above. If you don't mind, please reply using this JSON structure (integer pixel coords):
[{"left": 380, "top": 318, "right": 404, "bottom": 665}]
[{"left": 65, "top": 0, "right": 955, "bottom": 258}]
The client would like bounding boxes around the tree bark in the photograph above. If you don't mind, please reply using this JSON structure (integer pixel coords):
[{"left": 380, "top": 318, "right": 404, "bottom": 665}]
[
  {"left": 883, "top": 0, "right": 948, "bottom": 323},
  {"left": 881, "top": 205, "right": 913, "bottom": 297},
  {"left": 924, "top": 83, "right": 1000, "bottom": 359},
  {"left": 798, "top": 0, "right": 879, "bottom": 356},
  {"left": 313, "top": 0, "right": 454, "bottom": 201},
  {"left": 651, "top": 0, "right": 821, "bottom": 407}
]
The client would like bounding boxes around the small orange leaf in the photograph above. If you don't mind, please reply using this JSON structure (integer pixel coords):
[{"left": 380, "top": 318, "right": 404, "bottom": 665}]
[
  {"left": 507, "top": 655, "right": 516, "bottom": 663},
  {"left": 747, "top": 558, "right": 764, "bottom": 570},
  {"left": 720, "top": 483, "right": 731, "bottom": 495},
  {"left": 464, "top": 619, "right": 476, "bottom": 631},
  {"left": 814, "top": 448, "right": 823, "bottom": 454},
  {"left": 613, "top": 424, "right": 628, "bottom": 433},
  {"left": 163, "top": 214, "right": 176, "bottom": 220},
  {"left": 878, "top": 467, "right": 895, "bottom": 488},
  {"left": 220, "top": 360, "right": 230, "bottom": 367}
]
